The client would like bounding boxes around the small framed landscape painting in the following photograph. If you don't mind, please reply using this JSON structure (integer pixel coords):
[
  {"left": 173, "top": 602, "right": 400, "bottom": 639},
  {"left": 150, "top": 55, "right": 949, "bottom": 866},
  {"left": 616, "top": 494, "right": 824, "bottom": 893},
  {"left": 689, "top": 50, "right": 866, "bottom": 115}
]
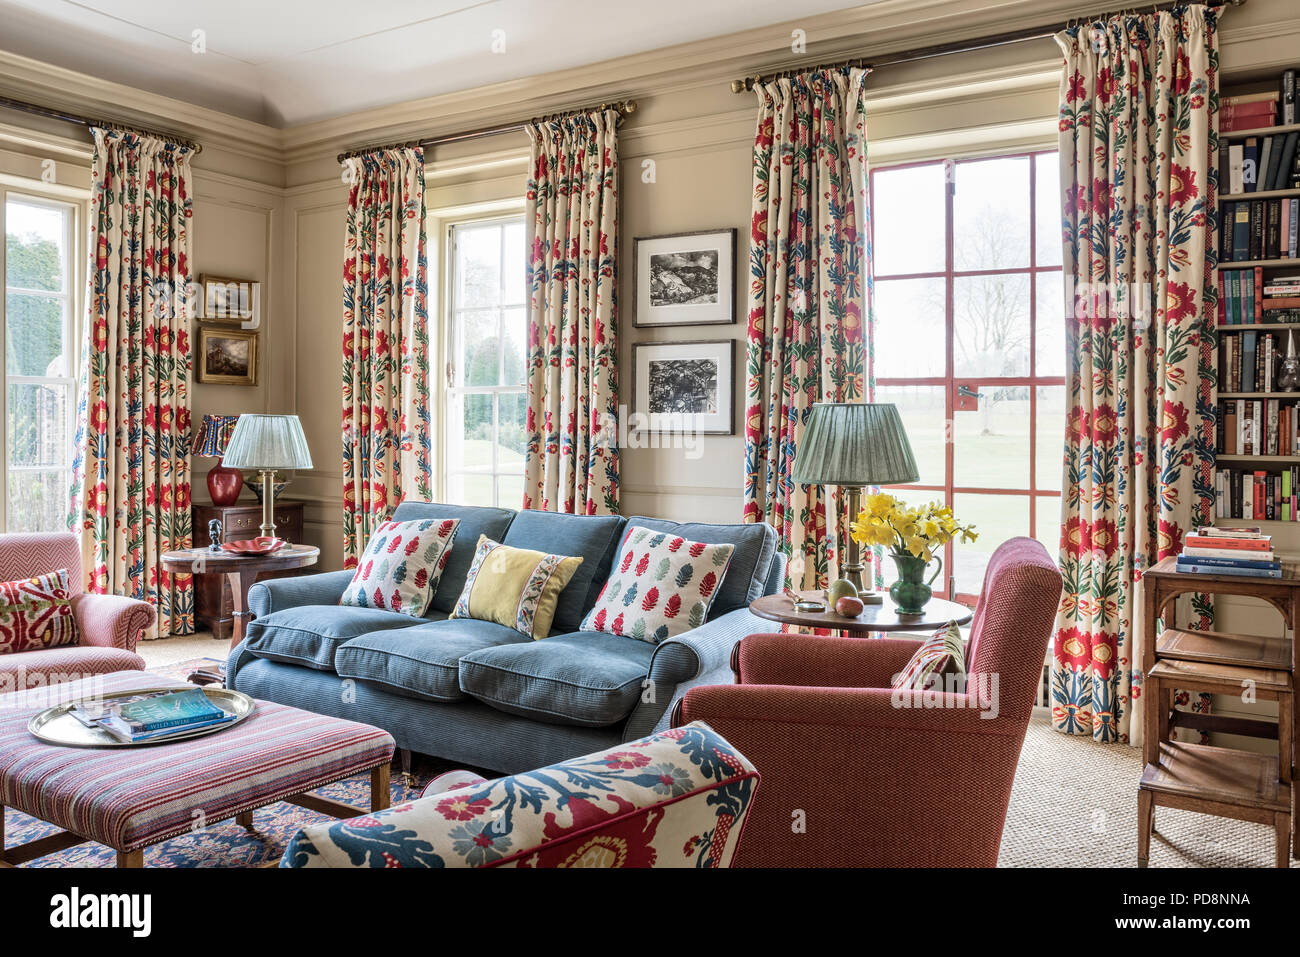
[
  {"left": 197, "top": 327, "right": 258, "bottom": 386},
  {"left": 632, "top": 339, "right": 735, "bottom": 435},
  {"left": 200, "top": 274, "right": 259, "bottom": 325},
  {"left": 633, "top": 229, "right": 736, "bottom": 328}
]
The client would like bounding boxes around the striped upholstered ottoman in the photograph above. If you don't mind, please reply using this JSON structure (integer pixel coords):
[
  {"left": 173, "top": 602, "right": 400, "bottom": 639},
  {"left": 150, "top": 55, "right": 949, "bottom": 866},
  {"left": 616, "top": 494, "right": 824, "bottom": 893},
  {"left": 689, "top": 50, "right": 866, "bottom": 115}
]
[{"left": 0, "top": 671, "right": 394, "bottom": 867}]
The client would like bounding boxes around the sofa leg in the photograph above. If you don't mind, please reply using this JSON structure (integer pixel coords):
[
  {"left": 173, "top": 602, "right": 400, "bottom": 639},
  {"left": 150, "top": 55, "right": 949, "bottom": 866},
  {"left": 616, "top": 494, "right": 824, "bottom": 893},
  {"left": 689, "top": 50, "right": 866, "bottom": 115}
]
[{"left": 399, "top": 749, "right": 414, "bottom": 793}]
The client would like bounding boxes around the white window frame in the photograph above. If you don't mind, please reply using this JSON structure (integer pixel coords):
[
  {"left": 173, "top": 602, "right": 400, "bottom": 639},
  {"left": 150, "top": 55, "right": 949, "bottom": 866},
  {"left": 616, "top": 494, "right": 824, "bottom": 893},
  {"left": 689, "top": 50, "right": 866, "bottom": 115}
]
[
  {"left": 0, "top": 185, "right": 85, "bottom": 533},
  {"left": 439, "top": 209, "right": 528, "bottom": 508}
]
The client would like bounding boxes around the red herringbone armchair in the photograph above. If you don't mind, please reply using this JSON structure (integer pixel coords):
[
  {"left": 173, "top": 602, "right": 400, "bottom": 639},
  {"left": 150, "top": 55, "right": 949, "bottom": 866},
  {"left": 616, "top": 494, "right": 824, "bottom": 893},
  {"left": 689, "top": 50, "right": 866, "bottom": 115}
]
[
  {"left": 0, "top": 532, "right": 152, "bottom": 690},
  {"left": 674, "top": 537, "right": 1062, "bottom": 867}
]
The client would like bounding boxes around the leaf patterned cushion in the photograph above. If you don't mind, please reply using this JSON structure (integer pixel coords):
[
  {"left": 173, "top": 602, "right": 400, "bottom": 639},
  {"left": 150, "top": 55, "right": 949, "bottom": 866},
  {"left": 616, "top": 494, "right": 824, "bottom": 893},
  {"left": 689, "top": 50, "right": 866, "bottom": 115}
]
[
  {"left": 449, "top": 535, "right": 583, "bottom": 640},
  {"left": 581, "top": 526, "right": 735, "bottom": 644},
  {"left": 340, "top": 518, "right": 460, "bottom": 617},
  {"left": 281, "top": 720, "right": 758, "bottom": 868},
  {"left": 0, "top": 568, "right": 77, "bottom": 655},
  {"left": 891, "top": 620, "right": 966, "bottom": 691}
]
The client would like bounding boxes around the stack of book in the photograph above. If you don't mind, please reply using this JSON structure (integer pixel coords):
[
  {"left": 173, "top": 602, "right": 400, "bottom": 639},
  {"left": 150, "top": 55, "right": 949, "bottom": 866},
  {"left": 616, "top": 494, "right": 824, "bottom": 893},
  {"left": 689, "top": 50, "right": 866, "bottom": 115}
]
[
  {"left": 1215, "top": 397, "right": 1299, "bottom": 456},
  {"left": 70, "top": 688, "right": 236, "bottom": 743},
  {"left": 1215, "top": 468, "right": 1300, "bottom": 521},
  {"left": 1217, "top": 268, "right": 1300, "bottom": 324},
  {"left": 1220, "top": 73, "right": 1296, "bottom": 133},
  {"left": 1215, "top": 329, "right": 1290, "bottom": 392},
  {"left": 1177, "top": 527, "right": 1281, "bottom": 579},
  {"left": 1221, "top": 197, "right": 1299, "bottom": 263}
]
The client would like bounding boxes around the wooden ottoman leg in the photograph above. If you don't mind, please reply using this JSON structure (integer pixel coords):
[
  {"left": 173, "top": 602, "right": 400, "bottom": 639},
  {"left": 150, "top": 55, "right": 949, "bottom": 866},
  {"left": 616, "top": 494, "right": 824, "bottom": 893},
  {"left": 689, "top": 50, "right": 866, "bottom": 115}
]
[
  {"left": 1137, "top": 788, "right": 1154, "bottom": 868},
  {"left": 1277, "top": 812, "right": 1291, "bottom": 868},
  {"left": 117, "top": 849, "right": 143, "bottom": 868},
  {"left": 236, "top": 810, "right": 254, "bottom": 828},
  {"left": 372, "top": 763, "right": 391, "bottom": 812}
]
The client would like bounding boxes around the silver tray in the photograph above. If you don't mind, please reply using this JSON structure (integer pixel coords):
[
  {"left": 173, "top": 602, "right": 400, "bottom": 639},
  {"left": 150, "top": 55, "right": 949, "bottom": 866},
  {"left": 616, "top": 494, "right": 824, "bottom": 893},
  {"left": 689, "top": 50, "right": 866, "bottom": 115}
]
[{"left": 28, "top": 686, "right": 255, "bottom": 748}]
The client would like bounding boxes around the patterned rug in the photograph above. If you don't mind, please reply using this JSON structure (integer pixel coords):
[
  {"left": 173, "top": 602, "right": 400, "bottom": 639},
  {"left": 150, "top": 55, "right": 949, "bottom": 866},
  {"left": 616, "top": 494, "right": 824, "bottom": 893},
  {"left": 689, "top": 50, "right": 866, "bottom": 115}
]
[{"left": 7, "top": 664, "right": 1296, "bottom": 866}]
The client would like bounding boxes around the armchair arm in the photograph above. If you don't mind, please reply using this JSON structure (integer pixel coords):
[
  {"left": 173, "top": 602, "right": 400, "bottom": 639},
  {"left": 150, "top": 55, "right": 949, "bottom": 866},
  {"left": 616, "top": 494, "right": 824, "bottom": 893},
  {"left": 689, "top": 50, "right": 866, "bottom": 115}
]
[
  {"left": 247, "top": 569, "right": 354, "bottom": 618},
  {"left": 71, "top": 593, "right": 155, "bottom": 651},
  {"left": 735, "top": 633, "right": 923, "bottom": 689},
  {"left": 677, "top": 683, "right": 1023, "bottom": 867}
]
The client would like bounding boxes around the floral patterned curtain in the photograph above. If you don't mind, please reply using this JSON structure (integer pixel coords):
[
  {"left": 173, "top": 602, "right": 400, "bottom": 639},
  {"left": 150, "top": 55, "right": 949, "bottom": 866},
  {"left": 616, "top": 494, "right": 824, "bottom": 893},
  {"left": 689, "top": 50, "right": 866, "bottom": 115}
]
[
  {"left": 742, "top": 67, "right": 873, "bottom": 589},
  {"left": 522, "top": 110, "right": 619, "bottom": 514},
  {"left": 70, "top": 128, "right": 195, "bottom": 638},
  {"left": 341, "top": 148, "right": 431, "bottom": 568},
  {"left": 1053, "top": 6, "right": 1219, "bottom": 744}
]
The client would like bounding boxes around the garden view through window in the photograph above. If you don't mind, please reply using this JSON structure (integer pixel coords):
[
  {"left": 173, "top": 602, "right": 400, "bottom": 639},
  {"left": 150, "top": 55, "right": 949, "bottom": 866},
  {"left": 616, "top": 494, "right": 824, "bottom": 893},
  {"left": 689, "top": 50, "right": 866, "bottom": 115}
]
[
  {"left": 2, "top": 193, "right": 77, "bottom": 534},
  {"left": 870, "top": 151, "right": 1065, "bottom": 602},
  {"left": 444, "top": 216, "right": 527, "bottom": 508}
]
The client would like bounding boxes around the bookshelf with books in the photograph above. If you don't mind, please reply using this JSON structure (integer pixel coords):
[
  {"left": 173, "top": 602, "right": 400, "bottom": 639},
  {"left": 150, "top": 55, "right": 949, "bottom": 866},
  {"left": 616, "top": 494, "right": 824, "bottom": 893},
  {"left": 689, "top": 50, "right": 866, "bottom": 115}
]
[{"left": 1215, "top": 74, "right": 1300, "bottom": 529}]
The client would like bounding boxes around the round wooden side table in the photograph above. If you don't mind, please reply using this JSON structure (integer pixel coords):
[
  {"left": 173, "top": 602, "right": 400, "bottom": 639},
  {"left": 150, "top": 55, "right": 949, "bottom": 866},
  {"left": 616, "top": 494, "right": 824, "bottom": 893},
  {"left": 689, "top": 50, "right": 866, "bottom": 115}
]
[
  {"left": 749, "top": 589, "right": 973, "bottom": 636},
  {"left": 162, "top": 543, "right": 320, "bottom": 684}
]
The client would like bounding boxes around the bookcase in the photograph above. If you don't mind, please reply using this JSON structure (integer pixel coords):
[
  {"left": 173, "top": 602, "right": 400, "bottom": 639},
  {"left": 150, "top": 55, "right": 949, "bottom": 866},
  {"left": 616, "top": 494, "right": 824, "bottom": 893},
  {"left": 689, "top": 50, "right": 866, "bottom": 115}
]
[{"left": 1215, "top": 79, "right": 1300, "bottom": 527}]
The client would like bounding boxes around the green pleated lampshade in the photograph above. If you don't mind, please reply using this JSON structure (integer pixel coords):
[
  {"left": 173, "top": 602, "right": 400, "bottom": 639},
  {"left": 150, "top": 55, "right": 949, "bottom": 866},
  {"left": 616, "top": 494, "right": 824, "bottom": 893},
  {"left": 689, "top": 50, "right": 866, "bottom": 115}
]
[
  {"left": 791, "top": 402, "right": 919, "bottom": 487},
  {"left": 222, "top": 414, "right": 314, "bottom": 471}
]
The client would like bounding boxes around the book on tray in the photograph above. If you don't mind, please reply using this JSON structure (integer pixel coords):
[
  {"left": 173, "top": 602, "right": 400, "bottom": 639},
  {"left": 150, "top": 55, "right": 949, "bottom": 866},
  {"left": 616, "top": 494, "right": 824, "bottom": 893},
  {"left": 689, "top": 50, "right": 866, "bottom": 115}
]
[
  {"left": 1177, "top": 527, "right": 1282, "bottom": 578},
  {"left": 70, "top": 688, "right": 235, "bottom": 743}
]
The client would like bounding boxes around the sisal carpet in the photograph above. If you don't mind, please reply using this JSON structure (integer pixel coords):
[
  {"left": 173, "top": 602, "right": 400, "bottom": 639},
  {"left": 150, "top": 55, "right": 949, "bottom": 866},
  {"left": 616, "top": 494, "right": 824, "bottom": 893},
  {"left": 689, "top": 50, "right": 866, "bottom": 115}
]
[{"left": 5, "top": 663, "right": 1293, "bottom": 866}]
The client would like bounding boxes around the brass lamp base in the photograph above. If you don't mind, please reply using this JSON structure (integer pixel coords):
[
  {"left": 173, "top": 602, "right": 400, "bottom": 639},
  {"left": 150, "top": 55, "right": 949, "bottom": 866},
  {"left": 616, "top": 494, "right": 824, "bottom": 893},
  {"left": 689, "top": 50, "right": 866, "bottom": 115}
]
[
  {"left": 257, "top": 469, "right": 278, "bottom": 539},
  {"left": 841, "top": 484, "right": 883, "bottom": 604}
]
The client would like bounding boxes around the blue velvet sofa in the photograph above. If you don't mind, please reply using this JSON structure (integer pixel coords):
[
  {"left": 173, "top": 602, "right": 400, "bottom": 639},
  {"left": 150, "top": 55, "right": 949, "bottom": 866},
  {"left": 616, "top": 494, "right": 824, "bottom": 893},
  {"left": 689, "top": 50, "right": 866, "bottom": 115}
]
[{"left": 226, "top": 502, "right": 784, "bottom": 774}]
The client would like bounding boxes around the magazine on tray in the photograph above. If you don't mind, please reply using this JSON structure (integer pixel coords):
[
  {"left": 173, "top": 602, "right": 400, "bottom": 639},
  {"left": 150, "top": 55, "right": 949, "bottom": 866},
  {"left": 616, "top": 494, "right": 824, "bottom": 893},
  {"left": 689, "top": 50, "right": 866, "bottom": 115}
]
[{"left": 70, "top": 689, "right": 235, "bottom": 743}]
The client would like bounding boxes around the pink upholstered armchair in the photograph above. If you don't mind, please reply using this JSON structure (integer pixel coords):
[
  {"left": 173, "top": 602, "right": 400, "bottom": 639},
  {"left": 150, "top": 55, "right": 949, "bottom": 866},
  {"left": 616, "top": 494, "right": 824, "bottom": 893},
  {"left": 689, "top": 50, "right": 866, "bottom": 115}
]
[
  {"left": 0, "top": 532, "right": 152, "bottom": 690},
  {"left": 674, "top": 537, "right": 1063, "bottom": 868}
]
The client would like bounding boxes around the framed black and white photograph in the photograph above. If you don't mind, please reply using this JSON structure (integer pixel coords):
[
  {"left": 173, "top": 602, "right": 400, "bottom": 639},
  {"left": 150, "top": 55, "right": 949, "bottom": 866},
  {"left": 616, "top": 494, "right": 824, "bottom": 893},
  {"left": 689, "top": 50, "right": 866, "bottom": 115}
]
[
  {"left": 632, "top": 340, "right": 735, "bottom": 434},
  {"left": 633, "top": 229, "right": 736, "bottom": 328}
]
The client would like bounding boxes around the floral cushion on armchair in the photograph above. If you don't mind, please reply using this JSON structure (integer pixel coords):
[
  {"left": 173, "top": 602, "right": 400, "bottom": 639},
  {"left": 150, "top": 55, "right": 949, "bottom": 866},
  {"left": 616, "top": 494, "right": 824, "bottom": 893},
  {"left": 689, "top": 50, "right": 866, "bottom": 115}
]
[{"left": 281, "top": 721, "right": 759, "bottom": 868}]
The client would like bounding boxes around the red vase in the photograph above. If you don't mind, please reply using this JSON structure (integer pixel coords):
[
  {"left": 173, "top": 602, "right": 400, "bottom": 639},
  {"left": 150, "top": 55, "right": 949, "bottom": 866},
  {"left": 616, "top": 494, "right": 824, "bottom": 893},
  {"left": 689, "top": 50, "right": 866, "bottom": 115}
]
[{"left": 207, "top": 458, "right": 243, "bottom": 505}]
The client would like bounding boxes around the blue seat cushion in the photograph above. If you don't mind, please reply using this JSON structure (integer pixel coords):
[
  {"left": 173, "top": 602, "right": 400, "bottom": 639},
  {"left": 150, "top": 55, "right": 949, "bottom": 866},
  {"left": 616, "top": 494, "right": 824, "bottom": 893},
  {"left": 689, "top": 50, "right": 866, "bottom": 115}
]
[
  {"left": 335, "top": 618, "right": 530, "bottom": 703},
  {"left": 458, "top": 631, "right": 653, "bottom": 728},
  {"left": 620, "top": 516, "right": 777, "bottom": 618},
  {"left": 502, "top": 511, "right": 626, "bottom": 634},
  {"left": 244, "top": 605, "right": 430, "bottom": 671},
  {"left": 390, "top": 501, "right": 516, "bottom": 614}
]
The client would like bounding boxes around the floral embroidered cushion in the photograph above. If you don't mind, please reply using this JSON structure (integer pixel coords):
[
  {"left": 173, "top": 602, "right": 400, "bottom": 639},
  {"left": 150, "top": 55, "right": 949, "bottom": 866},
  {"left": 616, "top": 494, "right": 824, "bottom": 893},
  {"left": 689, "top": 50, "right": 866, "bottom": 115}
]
[
  {"left": 340, "top": 518, "right": 460, "bottom": 616},
  {"left": 450, "top": 535, "right": 583, "bottom": 640},
  {"left": 281, "top": 721, "right": 759, "bottom": 868},
  {"left": 0, "top": 569, "right": 77, "bottom": 655},
  {"left": 581, "top": 526, "right": 735, "bottom": 644},
  {"left": 891, "top": 620, "right": 966, "bottom": 691}
]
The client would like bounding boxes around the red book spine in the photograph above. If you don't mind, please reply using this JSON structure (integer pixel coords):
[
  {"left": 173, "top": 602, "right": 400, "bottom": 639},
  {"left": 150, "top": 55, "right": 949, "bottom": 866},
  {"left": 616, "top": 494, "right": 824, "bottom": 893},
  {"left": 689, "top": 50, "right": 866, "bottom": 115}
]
[
  {"left": 1256, "top": 267, "right": 1264, "bottom": 321},
  {"left": 1185, "top": 536, "right": 1272, "bottom": 550}
]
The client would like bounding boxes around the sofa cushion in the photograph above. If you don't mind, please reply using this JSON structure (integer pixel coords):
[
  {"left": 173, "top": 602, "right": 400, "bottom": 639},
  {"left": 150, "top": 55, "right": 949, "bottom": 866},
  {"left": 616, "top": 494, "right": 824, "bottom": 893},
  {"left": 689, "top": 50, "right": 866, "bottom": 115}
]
[
  {"left": 458, "top": 631, "right": 653, "bottom": 728},
  {"left": 340, "top": 517, "right": 460, "bottom": 616},
  {"left": 336, "top": 618, "right": 530, "bottom": 702},
  {"left": 450, "top": 536, "right": 583, "bottom": 640},
  {"left": 502, "top": 511, "right": 626, "bottom": 634},
  {"left": 244, "top": 605, "right": 430, "bottom": 671},
  {"left": 621, "top": 516, "right": 777, "bottom": 618},
  {"left": 390, "top": 501, "right": 516, "bottom": 614},
  {"left": 0, "top": 568, "right": 76, "bottom": 654}
]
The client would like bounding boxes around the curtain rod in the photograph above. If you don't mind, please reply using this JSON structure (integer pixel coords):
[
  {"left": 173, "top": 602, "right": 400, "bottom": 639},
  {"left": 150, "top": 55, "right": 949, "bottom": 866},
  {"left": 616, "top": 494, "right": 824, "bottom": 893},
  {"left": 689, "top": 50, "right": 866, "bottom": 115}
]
[
  {"left": 0, "top": 93, "right": 202, "bottom": 153},
  {"left": 728, "top": 0, "right": 1248, "bottom": 92},
  {"left": 335, "top": 98, "right": 637, "bottom": 163}
]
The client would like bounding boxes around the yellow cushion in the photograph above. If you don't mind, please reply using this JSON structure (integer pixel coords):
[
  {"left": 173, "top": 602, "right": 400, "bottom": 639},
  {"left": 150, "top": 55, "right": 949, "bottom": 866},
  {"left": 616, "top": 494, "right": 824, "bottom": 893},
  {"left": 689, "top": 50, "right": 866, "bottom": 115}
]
[{"left": 450, "top": 535, "right": 583, "bottom": 639}]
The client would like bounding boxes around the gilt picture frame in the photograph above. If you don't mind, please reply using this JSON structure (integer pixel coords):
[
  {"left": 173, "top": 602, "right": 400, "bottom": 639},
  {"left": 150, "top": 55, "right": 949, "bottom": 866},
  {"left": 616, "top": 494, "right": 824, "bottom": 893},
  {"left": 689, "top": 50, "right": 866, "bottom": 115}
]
[{"left": 197, "top": 327, "right": 258, "bottom": 386}]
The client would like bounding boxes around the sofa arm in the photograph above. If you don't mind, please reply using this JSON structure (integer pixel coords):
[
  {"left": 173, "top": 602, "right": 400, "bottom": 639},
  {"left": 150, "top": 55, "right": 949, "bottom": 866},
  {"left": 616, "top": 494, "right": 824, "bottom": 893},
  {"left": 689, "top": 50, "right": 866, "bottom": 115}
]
[
  {"left": 247, "top": 569, "right": 353, "bottom": 618},
  {"left": 621, "top": 607, "right": 769, "bottom": 740},
  {"left": 735, "top": 633, "right": 924, "bottom": 688},
  {"left": 71, "top": 593, "right": 155, "bottom": 651}
]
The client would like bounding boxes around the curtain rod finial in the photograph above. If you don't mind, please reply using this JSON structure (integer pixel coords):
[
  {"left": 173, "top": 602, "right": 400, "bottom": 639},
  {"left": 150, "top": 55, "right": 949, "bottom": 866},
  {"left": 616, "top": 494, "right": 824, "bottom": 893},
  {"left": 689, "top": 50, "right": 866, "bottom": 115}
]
[{"left": 730, "top": 78, "right": 747, "bottom": 93}]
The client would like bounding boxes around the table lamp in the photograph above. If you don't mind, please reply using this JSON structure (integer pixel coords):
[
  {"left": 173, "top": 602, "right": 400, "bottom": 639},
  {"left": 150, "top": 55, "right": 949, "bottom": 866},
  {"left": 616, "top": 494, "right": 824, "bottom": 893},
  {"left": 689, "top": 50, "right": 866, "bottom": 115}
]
[
  {"left": 191, "top": 414, "right": 242, "bottom": 505},
  {"left": 791, "top": 402, "right": 919, "bottom": 596},
  {"left": 221, "top": 414, "right": 313, "bottom": 540}
]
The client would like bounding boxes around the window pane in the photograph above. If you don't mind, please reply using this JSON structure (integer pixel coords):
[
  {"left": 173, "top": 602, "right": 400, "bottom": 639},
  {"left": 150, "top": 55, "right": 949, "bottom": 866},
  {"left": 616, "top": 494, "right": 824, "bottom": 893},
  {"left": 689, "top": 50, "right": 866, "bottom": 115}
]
[
  {"left": 5, "top": 293, "right": 67, "bottom": 377},
  {"left": 953, "top": 493, "right": 1029, "bottom": 594},
  {"left": 5, "top": 199, "right": 67, "bottom": 292},
  {"left": 496, "top": 392, "right": 526, "bottom": 471},
  {"left": 459, "top": 310, "right": 499, "bottom": 387},
  {"left": 455, "top": 223, "right": 501, "bottom": 308},
  {"left": 501, "top": 306, "right": 526, "bottom": 386},
  {"left": 1035, "top": 494, "right": 1063, "bottom": 562},
  {"left": 462, "top": 394, "right": 493, "bottom": 468},
  {"left": 875, "top": 384, "right": 945, "bottom": 486},
  {"left": 953, "top": 386, "right": 1030, "bottom": 489},
  {"left": 447, "top": 473, "right": 494, "bottom": 507},
  {"left": 1035, "top": 152, "right": 1063, "bottom": 268},
  {"left": 7, "top": 469, "right": 69, "bottom": 533},
  {"left": 8, "top": 383, "right": 70, "bottom": 468},
  {"left": 504, "top": 221, "right": 526, "bottom": 305},
  {"left": 874, "top": 278, "right": 945, "bottom": 378},
  {"left": 872, "top": 164, "right": 946, "bottom": 275},
  {"left": 498, "top": 474, "right": 524, "bottom": 510},
  {"left": 1034, "top": 272, "right": 1065, "bottom": 378},
  {"left": 1035, "top": 386, "right": 1066, "bottom": 492},
  {"left": 954, "top": 157, "right": 1030, "bottom": 271},
  {"left": 954, "top": 273, "right": 1030, "bottom": 377}
]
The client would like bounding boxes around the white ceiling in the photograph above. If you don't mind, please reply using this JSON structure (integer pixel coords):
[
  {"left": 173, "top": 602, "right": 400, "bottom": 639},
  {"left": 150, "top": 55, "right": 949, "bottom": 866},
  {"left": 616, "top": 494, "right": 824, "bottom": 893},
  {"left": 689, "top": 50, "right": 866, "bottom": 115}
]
[{"left": 0, "top": 0, "right": 871, "bottom": 127}]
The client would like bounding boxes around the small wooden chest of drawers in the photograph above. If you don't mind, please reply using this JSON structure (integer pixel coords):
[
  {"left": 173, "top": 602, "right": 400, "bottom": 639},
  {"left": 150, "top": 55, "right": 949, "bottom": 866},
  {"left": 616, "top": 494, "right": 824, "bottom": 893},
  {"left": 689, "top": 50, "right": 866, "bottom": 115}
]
[{"left": 191, "top": 501, "right": 306, "bottom": 640}]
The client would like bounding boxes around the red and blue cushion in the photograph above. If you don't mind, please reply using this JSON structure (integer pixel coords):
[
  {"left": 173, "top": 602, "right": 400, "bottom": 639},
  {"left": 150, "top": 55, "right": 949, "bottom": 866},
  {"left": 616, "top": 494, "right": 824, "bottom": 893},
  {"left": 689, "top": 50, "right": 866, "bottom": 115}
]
[
  {"left": 891, "top": 620, "right": 966, "bottom": 691},
  {"left": 0, "top": 568, "right": 77, "bottom": 655},
  {"left": 340, "top": 518, "right": 460, "bottom": 616}
]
